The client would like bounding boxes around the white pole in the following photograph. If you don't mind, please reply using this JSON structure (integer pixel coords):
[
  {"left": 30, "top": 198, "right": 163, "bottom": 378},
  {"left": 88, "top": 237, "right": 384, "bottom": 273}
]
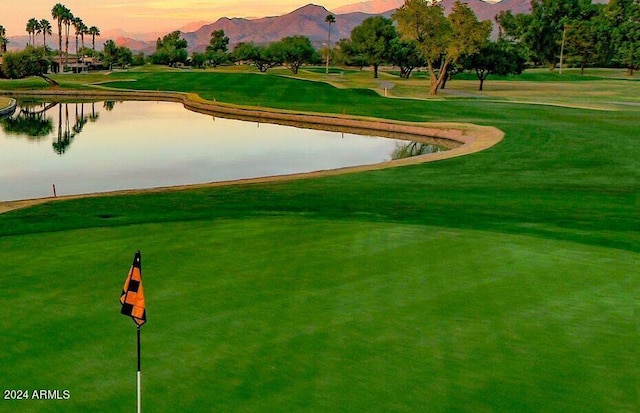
[{"left": 137, "top": 371, "right": 141, "bottom": 413}]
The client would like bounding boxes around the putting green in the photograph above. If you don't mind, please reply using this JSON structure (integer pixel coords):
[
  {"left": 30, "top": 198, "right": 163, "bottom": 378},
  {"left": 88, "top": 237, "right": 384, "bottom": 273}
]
[{"left": 0, "top": 217, "right": 635, "bottom": 412}]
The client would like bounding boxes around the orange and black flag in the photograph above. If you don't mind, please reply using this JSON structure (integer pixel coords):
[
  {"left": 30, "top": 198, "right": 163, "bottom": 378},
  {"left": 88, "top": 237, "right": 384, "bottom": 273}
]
[{"left": 120, "top": 251, "right": 146, "bottom": 327}]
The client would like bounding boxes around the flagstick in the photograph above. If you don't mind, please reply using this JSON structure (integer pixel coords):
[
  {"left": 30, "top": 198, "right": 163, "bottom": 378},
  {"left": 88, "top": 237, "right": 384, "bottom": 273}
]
[{"left": 137, "top": 325, "right": 141, "bottom": 413}]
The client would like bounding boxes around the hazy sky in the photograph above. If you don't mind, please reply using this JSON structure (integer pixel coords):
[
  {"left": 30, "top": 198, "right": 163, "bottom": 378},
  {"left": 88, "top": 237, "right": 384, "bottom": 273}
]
[{"left": 1, "top": 0, "right": 348, "bottom": 36}]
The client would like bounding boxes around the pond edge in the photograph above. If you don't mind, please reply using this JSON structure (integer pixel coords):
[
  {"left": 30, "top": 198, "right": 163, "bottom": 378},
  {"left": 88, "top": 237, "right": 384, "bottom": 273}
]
[{"left": 0, "top": 89, "right": 504, "bottom": 214}]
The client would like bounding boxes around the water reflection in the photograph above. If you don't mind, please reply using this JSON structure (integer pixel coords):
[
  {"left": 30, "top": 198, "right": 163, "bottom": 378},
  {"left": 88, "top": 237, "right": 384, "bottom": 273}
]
[
  {"left": 0, "top": 101, "right": 117, "bottom": 154},
  {"left": 0, "top": 102, "right": 54, "bottom": 140},
  {"left": 391, "top": 141, "right": 447, "bottom": 160},
  {"left": 0, "top": 100, "right": 452, "bottom": 201}
]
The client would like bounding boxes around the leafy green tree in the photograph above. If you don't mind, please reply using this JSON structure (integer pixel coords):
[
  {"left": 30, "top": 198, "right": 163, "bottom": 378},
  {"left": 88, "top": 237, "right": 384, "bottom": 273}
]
[
  {"left": 462, "top": 39, "right": 526, "bottom": 90},
  {"left": 564, "top": 3, "right": 608, "bottom": 74},
  {"left": 394, "top": 0, "right": 490, "bottom": 95},
  {"left": 0, "top": 46, "right": 56, "bottom": 85},
  {"left": 151, "top": 31, "right": 189, "bottom": 66},
  {"left": 389, "top": 38, "right": 426, "bottom": 78},
  {"left": 271, "top": 36, "right": 319, "bottom": 74},
  {"left": 497, "top": 0, "right": 581, "bottom": 69},
  {"left": 232, "top": 42, "right": 281, "bottom": 72},
  {"left": 132, "top": 52, "right": 146, "bottom": 66},
  {"left": 101, "top": 39, "right": 118, "bottom": 69},
  {"left": 191, "top": 52, "right": 208, "bottom": 69},
  {"left": 348, "top": 16, "right": 397, "bottom": 78},
  {"left": 607, "top": 0, "right": 640, "bottom": 75},
  {"left": 207, "top": 30, "right": 229, "bottom": 53},
  {"left": 206, "top": 30, "right": 230, "bottom": 66},
  {"left": 334, "top": 38, "right": 361, "bottom": 68},
  {"left": 101, "top": 40, "right": 132, "bottom": 69}
]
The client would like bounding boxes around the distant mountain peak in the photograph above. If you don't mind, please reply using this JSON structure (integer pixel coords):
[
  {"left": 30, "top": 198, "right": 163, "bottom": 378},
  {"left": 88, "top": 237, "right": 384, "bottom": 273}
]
[{"left": 333, "top": 0, "right": 404, "bottom": 14}]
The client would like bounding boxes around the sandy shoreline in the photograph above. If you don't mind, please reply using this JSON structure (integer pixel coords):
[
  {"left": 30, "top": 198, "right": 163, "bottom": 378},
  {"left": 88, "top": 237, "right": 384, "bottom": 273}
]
[{"left": 0, "top": 90, "right": 504, "bottom": 214}]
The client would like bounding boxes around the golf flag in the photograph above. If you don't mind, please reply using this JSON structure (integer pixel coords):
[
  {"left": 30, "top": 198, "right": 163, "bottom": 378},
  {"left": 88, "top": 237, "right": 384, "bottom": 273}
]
[{"left": 120, "top": 251, "right": 146, "bottom": 326}]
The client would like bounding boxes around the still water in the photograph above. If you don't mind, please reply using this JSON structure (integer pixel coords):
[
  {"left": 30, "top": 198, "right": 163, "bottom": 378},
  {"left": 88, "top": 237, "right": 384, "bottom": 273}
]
[{"left": 0, "top": 100, "right": 444, "bottom": 201}]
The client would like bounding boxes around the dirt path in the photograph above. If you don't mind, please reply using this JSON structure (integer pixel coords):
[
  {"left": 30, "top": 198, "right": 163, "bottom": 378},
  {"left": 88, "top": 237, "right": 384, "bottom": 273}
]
[{"left": 0, "top": 90, "right": 504, "bottom": 215}]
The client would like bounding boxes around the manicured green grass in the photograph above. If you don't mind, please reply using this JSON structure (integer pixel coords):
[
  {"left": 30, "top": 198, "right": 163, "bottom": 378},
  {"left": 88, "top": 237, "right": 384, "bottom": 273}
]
[
  {"left": 0, "top": 67, "right": 638, "bottom": 412},
  {"left": 1, "top": 218, "right": 636, "bottom": 412}
]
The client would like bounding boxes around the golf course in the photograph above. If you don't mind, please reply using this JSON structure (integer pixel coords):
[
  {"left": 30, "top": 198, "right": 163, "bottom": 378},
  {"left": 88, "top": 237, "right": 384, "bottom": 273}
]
[{"left": 0, "top": 66, "right": 638, "bottom": 412}]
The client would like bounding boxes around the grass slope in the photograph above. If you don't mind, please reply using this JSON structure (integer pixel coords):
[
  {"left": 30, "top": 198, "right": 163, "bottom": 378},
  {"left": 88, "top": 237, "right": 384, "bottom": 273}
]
[{"left": 0, "top": 68, "right": 638, "bottom": 412}]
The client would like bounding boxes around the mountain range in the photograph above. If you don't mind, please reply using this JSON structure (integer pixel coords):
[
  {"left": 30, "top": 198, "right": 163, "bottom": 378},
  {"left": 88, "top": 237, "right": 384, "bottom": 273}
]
[
  {"left": 6, "top": 0, "right": 540, "bottom": 54},
  {"left": 118, "top": 0, "right": 535, "bottom": 55}
]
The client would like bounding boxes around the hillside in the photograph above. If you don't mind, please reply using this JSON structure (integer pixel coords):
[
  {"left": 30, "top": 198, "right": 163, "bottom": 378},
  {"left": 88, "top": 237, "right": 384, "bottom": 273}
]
[{"left": 182, "top": 4, "right": 388, "bottom": 52}]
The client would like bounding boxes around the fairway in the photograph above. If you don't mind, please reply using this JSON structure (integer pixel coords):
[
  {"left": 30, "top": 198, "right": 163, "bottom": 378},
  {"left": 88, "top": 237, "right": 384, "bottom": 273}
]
[{"left": 0, "top": 67, "right": 638, "bottom": 412}]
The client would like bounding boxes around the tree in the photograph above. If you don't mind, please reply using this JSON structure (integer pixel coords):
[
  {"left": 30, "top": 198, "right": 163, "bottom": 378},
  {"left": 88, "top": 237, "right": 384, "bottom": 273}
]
[
  {"left": 349, "top": 16, "right": 397, "bottom": 78},
  {"left": 394, "top": 0, "right": 491, "bottom": 95},
  {"left": 0, "top": 25, "right": 8, "bottom": 53},
  {"left": 151, "top": 31, "right": 188, "bottom": 66},
  {"left": 101, "top": 40, "right": 133, "bottom": 69},
  {"left": 191, "top": 52, "right": 208, "bottom": 69},
  {"left": 271, "top": 36, "right": 319, "bottom": 74},
  {"left": 563, "top": 3, "right": 607, "bottom": 75},
  {"left": 132, "top": 52, "right": 146, "bottom": 66},
  {"left": 26, "top": 18, "right": 41, "bottom": 46},
  {"left": 497, "top": 0, "right": 581, "bottom": 69},
  {"left": 206, "top": 29, "right": 230, "bottom": 66},
  {"left": 73, "top": 17, "right": 86, "bottom": 60},
  {"left": 462, "top": 39, "right": 525, "bottom": 90},
  {"left": 52, "top": 3, "right": 72, "bottom": 71},
  {"left": 73, "top": 17, "right": 88, "bottom": 53},
  {"left": 334, "top": 38, "right": 369, "bottom": 68},
  {"left": 116, "top": 46, "right": 133, "bottom": 68},
  {"left": 607, "top": 0, "right": 640, "bottom": 75},
  {"left": 0, "top": 46, "right": 56, "bottom": 85},
  {"left": 325, "top": 14, "right": 336, "bottom": 74},
  {"left": 389, "top": 38, "right": 426, "bottom": 78},
  {"left": 232, "top": 42, "right": 281, "bottom": 72},
  {"left": 102, "top": 39, "right": 118, "bottom": 69},
  {"left": 207, "top": 29, "right": 229, "bottom": 54},
  {"left": 63, "top": 9, "right": 74, "bottom": 64},
  {"left": 88, "top": 26, "right": 100, "bottom": 51},
  {"left": 40, "top": 19, "right": 52, "bottom": 48}
]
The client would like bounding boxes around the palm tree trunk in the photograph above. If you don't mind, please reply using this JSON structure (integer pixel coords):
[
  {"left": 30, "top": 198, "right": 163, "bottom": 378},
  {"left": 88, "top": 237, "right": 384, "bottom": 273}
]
[{"left": 58, "top": 23, "right": 63, "bottom": 72}]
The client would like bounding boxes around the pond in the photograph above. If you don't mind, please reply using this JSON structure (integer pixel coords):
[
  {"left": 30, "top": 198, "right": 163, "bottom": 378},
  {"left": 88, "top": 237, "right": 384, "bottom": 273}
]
[{"left": 0, "top": 100, "right": 447, "bottom": 202}]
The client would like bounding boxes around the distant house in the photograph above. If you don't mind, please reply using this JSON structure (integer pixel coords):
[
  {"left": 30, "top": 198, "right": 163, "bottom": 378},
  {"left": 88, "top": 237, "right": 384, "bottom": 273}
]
[{"left": 50, "top": 56, "right": 103, "bottom": 73}]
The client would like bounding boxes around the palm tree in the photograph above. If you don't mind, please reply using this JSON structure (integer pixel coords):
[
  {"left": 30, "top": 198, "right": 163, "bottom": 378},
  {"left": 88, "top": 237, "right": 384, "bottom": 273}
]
[
  {"left": 63, "top": 10, "right": 74, "bottom": 63},
  {"left": 40, "top": 19, "right": 52, "bottom": 48},
  {"left": 52, "top": 3, "right": 71, "bottom": 71},
  {"left": 0, "top": 25, "right": 8, "bottom": 53},
  {"left": 88, "top": 26, "right": 100, "bottom": 51},
  {"left": 325, "top": 14, "right": 336, "bottom": 74},
  {"left": 72, "top": 17, "right": 84, "bottom": 61},
  {"left": 26, "top": 18, "right": 40, "bottom": 46},
  {"left": 79, "top": 22, "right": 88, "bottom": 51}
]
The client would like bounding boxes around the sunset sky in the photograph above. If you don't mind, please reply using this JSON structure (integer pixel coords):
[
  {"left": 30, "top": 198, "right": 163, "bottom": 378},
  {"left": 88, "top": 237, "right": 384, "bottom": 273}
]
[{"left": 1, "top": 0, "right": 349, "bottom": 36}]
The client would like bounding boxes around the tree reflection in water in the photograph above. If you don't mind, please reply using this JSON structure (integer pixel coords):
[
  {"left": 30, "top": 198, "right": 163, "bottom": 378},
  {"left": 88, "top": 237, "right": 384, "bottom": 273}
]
[
  {"left": 0, "top": 102, "right": 54, "bottom": 139},
  {"left": 0, "top": 100, "right": 114, "bottom": 155},
  {"left": 391, "top": 141, "right": 446, "bottom": 160}
]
